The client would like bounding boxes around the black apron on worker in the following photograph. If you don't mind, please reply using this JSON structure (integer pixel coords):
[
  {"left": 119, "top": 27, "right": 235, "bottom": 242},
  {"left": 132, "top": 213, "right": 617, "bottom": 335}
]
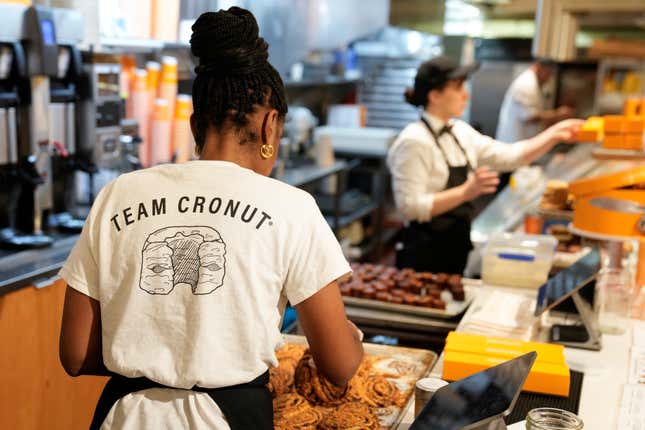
[
  {"left": 89, "top": 370, "right": 272, "bottom": 430},
  {"left": 396, "top": 117, "right": 475, "bottom": 274}
]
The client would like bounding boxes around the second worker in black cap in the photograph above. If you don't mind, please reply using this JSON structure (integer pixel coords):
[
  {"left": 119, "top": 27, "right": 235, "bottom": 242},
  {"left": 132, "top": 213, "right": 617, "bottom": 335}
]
[{"left": 387, "top": 55, "right": 583, "bottom": 274}]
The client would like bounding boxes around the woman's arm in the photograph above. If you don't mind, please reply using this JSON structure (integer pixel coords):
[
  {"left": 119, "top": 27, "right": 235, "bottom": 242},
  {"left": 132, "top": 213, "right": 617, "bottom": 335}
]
[
  {"left": 295, "top": 281, "right": 363, "bottom": 387},
  {"left": 521, "top": 118, "right": 584, "bottom": 164},
  {"left": 59, "top": 285, "right": 110, "bottom": 377}
]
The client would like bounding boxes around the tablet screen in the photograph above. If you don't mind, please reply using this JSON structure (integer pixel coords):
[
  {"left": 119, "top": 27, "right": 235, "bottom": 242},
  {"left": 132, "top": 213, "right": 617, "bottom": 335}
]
[
  {"left": 410, "top": 352, "right": 537, "bottom": 430},
  {"left": 534, "top": 247, "right": 600, "bottom": 316}
]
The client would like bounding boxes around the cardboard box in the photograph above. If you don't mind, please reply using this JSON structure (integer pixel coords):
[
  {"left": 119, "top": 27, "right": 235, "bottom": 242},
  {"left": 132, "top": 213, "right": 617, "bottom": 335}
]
[
  {"left": 604, "top": 115, "right": 626, "bottom": 134},
  {"left": 626, "top": 117, "right": 645, "bottom": 134},
  {"left": 443, "top": 350, "right": 571, "bottom": 397},
  {"left": 603, "top": 134, "right": 625, "bottom": 149},
  {"left": 625, "top": 134, "right": 644, "bottom": 151},
  {"left": 445, "top": 332, "right": 565, "bottom": 365}
]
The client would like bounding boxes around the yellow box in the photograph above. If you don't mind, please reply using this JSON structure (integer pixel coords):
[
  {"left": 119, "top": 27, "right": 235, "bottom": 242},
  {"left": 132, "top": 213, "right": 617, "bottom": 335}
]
[
  {"left": 577, "top": 116, "right": 604, "bottom": 142},
  {"left": 624, "top": 134, "right": 644, "bottom": 151},
  {"left": 603, "top": 134, "right": 625, "bottom": 149},
  {"left": 604, "top": 115, "right": 626, "bottom": 134},
  {"left": 445, "top": 332, "right": 565, "bottom": 365},
  {"left": 626, "top": 117, "right": 645, "bottom": 134},
  {"left": 442, "top": 350, "right": 570, "bottom": 397}
]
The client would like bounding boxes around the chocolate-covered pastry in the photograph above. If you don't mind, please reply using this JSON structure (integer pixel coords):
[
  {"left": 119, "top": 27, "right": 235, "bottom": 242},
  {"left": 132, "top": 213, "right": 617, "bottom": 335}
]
[
  {"left": 435, "top": 273, "right": 449, "bottom": 284},
  {"left": 428, "top": 288, "right": 441, "bottom": 300},
  {"left": 375, "top": 291, "right": 391, "bottom": 302},
  {"left": 390, "top": 288, "right": 406, "bottom": 297},
  {"left": 403, "top": 294, "right": 418, "bottom": 306},
  {"left": 447, "top": 274, "right": 462, "bottom": 288},
  {"left": 451, "top": 287, "right": 465, "bottom": 301},
  {"left": 390, "top": 295, "right": 404, "bottom": 304},
  {"left": 417, "top": 296, "right": 433, "bottom": 307},
  {"left": 433, "top": 298, "right": 446, "bottom": 310},
  {"left": 373, "top": 282, "right": 389, "bottom": 292},
  {"left": 360, "top": 287, "right": 376, "bottom": 299}
]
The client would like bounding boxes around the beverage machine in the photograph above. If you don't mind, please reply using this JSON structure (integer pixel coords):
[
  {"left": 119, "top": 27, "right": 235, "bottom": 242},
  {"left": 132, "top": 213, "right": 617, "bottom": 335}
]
[
  {"left": 0, "top": 3, "right": 53, "bottom": 248},
  {"left": 48, "top": 7, "right": 94, "bottom": 231}
]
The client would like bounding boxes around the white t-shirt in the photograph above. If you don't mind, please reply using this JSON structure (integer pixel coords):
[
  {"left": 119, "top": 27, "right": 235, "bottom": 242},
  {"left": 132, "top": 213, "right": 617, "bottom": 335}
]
[
  {"left": 59, "top": 160, "right": 350, "bottom": 429},
  {"left": 496, "top": 68, "right": 544, "bottom": 143}
]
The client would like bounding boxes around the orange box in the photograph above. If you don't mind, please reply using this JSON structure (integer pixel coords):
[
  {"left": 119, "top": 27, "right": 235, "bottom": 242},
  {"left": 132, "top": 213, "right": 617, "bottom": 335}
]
[
  {"left": 604, "top": 115, "right": 627, "bottom": 134},
  {"left": 445, "top": 332, "right": 566, "bottom": 365},
  {"left": 442, "top": 350, "right": 571, "bottom": 396},
  {"left": 625, "top": 134, "right": 644, "bottom": 150},
  {"left": 577, "top": 129, "right": 602, "bottom": 142},
  {"left": 603, "top": 134, "right": 625, "bottom": 149},
  {"left": 626, "top": 117, "right": 645, "bottom": 134},
  {"left": 624, "top": 98, "right": 642, "bottom": 116}
]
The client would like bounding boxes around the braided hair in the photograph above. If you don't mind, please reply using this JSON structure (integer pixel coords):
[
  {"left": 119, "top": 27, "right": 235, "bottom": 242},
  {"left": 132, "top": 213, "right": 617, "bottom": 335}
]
[{"left": 190, "top": 7, "right": 288, "bottom": 150}]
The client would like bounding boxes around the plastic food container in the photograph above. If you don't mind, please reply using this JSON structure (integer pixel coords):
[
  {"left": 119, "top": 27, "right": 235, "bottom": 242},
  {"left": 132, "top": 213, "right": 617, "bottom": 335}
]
[{"left": 482, "top": 233, "right": 557, "bottom": 289}]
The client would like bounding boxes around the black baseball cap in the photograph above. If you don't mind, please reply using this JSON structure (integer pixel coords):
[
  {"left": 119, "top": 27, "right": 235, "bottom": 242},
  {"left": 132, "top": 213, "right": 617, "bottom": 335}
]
[{"left": 406, "top": 55, "right": 480, "bottom": 107}]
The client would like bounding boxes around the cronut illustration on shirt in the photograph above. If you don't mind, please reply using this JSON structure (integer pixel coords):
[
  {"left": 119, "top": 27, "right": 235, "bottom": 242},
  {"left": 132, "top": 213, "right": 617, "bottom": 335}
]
[{"left": 139, "top": 226, "right": 226, "bottom": 295}]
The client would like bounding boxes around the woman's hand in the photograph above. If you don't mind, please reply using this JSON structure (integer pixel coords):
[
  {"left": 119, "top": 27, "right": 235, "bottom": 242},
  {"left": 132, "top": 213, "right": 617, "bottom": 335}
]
[
  {"left": 545, "top": 118, "right": 585, "bottom": 144},
  {"left": 461, "top": 166, "right": 500, "bottom": 201}
]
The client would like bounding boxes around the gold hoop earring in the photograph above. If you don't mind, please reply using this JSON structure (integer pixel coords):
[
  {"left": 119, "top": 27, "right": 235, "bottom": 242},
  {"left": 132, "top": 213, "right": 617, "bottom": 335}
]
[
  {"left": 194, "top": 146, "right": 201, "bottom": 157},
  {"left": 260, "top": 143, "right": 274, "bottom": 159}
]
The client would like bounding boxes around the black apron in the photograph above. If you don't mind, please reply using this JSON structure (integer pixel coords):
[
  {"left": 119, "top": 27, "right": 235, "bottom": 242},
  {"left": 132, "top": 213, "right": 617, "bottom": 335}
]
[
  {"left": 396, "top": 117, "right": 475, "bottom": 274},
  {"left": 90, "top": 370, "right": 272, "bottom": 430}
]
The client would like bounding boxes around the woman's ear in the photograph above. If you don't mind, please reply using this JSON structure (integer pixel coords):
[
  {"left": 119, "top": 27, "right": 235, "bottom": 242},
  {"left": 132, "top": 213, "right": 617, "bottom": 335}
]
[{"left": 261, "top": 109, "right": 280, "bottom": 144}]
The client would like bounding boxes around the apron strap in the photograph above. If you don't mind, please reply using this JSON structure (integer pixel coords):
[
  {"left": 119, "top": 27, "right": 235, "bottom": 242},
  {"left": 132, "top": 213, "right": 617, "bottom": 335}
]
[
  {"left": 420, "top": 116, "right": 473, "bottom": 171},
  {"left": 90, "top": 371, "right": 272, "bottom": 430}
]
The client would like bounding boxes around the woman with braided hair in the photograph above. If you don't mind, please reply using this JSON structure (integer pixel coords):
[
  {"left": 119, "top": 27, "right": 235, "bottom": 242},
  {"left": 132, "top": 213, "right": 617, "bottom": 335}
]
[{"left": 58, "top": 7, "right": 363, "bottom": 429}]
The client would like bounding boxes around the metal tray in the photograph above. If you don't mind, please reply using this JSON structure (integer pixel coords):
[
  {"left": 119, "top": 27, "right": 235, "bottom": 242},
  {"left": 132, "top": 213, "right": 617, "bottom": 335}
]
[
  {"left": 281, "top": 334, "right": 438, "bottom": 430},
  {"left": 342, "top": 284, "right": 479, "bottom": 319}
]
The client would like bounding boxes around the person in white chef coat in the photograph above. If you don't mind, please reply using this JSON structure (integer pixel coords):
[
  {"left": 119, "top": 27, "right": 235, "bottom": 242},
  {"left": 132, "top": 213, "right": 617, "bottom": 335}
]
[
  {"left": 496, "top": 59, "right": 575, "bottom": 143},
  {"left": 388, "top": 55, "right": 583, "bottom": 274}
]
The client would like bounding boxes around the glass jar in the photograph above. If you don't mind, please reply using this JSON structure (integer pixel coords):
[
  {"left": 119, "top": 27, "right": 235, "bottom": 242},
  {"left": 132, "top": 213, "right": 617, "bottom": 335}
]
[
  {"left": 597, "top": 267, "right": 634, "bottom": 335},
  {"left": 526, "top": 408, "right": 583, "bottom": 430}
]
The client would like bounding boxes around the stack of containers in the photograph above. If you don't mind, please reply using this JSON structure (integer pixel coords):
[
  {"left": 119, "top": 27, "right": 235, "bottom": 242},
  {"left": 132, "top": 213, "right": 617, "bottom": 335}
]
[
  {"left": 173, "top": 95, "right": 195, "bottom": 163},
  {"left": 442, "top": 332, "right": 571, "bottom": 396},
  {"left": 131, "top": 69, "right": 150, "bottom": 167},
  {"left": 149, "top": 99, "right": 171, "bottom": 165},
  {"left": 601, "top": 98, "right": 645, "bottom": 151},
  {"left": 159, "top": 56, "right": 178, "bottom": 120}
]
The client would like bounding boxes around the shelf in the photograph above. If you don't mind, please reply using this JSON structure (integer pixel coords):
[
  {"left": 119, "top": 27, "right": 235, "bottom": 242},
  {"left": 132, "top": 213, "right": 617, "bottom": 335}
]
[
  {"left": 592, "top": 148, "right": 645, "bottom": 161},
  {"left": 325, "top": 201, "right": 379, "bottom": 230},
  {"left": 277, "top": 160, "right": 349, "bottom": 188},
  {"left": 284, "top": 76, "right": 361, "bottom": 88},
  {"left": 86, "top": 37, "right": 189, "bottom": 53}
]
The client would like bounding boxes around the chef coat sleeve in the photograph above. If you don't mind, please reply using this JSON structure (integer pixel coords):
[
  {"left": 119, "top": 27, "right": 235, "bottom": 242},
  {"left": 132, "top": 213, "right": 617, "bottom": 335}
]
[
  {"left": 465, "top": 123, "right": 528, "bottom": 172},
  {"left": 387, "top": 138, "right": 435, "bottom": 223}
]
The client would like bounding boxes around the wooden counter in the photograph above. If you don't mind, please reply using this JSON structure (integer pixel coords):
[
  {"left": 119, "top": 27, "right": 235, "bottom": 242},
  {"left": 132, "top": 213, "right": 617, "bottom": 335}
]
[{"left": 0, "top": 279, "right": 107, "bottom": 430}]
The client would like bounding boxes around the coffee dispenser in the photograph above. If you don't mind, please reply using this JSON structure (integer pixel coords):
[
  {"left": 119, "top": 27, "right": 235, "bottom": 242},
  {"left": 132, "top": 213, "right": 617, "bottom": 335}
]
[
  {"left": 13, "top": 6, "right": 60, "bottom": 243},
  {"left": 0, "top": 4, "right": 52, "bottom": 248},
  {"left": 48, "top": 8, "right": 91, "bottom": 232}
]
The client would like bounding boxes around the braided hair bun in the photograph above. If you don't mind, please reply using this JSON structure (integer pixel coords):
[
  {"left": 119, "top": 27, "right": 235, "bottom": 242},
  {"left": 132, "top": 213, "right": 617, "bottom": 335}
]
[
  {"left": 190, "top": 7, "right": 268, "bottom": 77},
  {"left": 189, "top": 7, "right": 287, "bottom": 149}
]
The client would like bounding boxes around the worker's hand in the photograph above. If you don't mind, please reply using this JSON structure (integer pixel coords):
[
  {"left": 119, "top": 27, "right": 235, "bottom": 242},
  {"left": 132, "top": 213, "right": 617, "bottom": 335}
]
[
  {"left": 555, "top": 105, "right": 576, "bottom": 120},
  {"left": 546, "top": 118, "right": 585, "bottom": 144},
  {"left": 462, "top": 166, "right": 499, "bottom": 201}
]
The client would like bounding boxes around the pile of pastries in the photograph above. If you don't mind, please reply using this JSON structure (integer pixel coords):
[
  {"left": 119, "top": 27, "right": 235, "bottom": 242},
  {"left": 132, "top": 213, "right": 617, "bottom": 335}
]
[
  {"left": 339, "top": 263, "right": 465, "bottom": 310},
  {"left": 269, "top": 343, "right": 415, "bottom": 430}
]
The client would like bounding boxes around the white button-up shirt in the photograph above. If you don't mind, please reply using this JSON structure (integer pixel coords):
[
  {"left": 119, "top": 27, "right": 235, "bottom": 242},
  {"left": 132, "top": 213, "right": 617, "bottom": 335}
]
[
  {"left": 387, "top": 112, "right": 527, "bottom": 223},
  {"left": 496, "top": 68, "right": 544, "bottom": 142}
]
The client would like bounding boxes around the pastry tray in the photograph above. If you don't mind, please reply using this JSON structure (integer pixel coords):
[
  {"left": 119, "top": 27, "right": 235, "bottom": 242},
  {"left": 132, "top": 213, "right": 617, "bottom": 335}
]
[
  {"left": 281, "top": 334, "right": 438, "bottom": 430},
  {"left": 342, "top": 284, "right": 479, "bottom": 320}
]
